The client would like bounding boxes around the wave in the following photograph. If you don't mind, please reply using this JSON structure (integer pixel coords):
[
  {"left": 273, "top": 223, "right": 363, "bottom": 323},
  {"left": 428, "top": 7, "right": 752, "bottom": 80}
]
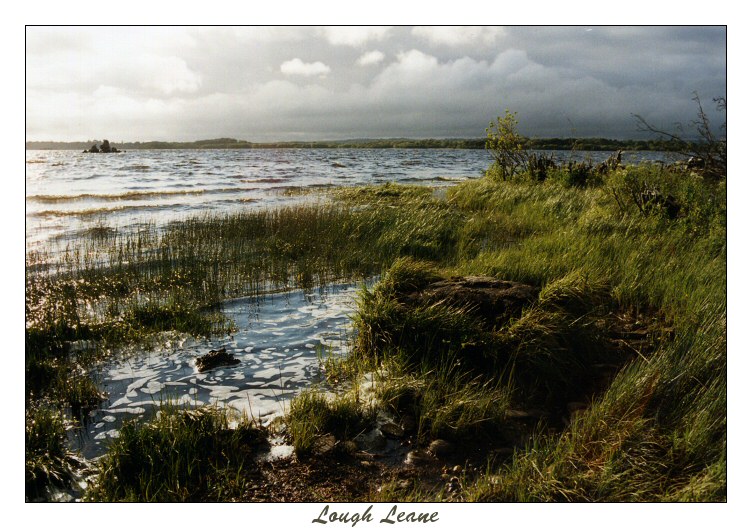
[
  {"left": 26, "top": 188, "right": 250, "bottom": 203},
  {"left": 29, "top": 203, "right": 186, "bottom": 218},
  {"left": 116, "top": 164, "right": 152, "bottom": 171}
]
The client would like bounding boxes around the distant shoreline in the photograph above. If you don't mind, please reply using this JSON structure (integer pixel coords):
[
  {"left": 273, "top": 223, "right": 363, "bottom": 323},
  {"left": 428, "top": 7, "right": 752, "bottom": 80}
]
[{"left": 26, "top": 137, "right": 691, "bottom": 152}]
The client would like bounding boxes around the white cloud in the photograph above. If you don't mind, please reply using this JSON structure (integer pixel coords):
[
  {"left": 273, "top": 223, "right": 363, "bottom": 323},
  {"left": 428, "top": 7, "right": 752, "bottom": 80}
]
[
  {"left": 139, "top": 56, "right": 203, "bottom": 95},
  {"left": 320, "top": 26, "right": 391, "bottom": 46},
  {"left": 26, "top": 50, "right": 202, "bottom": 96},
  {"left": 280, "top": 58, "right": 331, "bottom": 77},
  {"left": 356, "top": 50, "right": 385, "bottom": 66},
  {"left": 412, "top": 26, "right": 506, "bottom": 47}
]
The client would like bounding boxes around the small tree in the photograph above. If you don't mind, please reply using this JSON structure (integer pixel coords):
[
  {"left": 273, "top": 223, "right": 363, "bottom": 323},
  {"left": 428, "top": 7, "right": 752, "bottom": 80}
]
[
  {"left": 633, "top": 92, "right": 726, "bottom": 181},
  {"left": 486, "top": 109, "right": 528, "bottom": 180}
]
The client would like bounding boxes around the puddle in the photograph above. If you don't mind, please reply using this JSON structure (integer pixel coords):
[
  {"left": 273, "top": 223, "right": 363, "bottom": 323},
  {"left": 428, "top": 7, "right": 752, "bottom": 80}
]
[{"left": 71, "top": 281, "right": 369, "bottom": 459}]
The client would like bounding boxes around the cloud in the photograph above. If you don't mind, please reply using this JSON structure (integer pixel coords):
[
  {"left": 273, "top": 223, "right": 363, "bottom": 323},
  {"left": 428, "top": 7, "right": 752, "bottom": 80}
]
[
  {"left": 356, "top": 50, "right": 386, "bottom": 66},
  {"left": 25, "top": 26, "right": 726, "bottom": 142},
  {"left": 26, "top": 51, "right": 202, "bottom": 96},
  {"left": 320, "top": 26, "right": 391, "bottom": 46},
  {"left": 412, "top": 26, "right": 506, "bottom": 47},
  {"left": 280, "top": 58, "right": 331, "bottom": 77}
]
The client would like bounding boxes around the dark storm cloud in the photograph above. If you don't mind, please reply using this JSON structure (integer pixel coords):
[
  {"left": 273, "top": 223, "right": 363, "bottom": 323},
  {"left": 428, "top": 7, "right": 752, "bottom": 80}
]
[{"left": 25, "top": 26, "right": 726, "bottom": 141}]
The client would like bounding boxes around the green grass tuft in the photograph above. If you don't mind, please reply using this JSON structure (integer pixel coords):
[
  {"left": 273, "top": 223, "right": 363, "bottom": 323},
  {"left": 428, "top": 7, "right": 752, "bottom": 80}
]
[
  {"left": 86, "top": 404, "right": 267, "bottom": 502},
  {"left": 286, "top": 388, "right": 374, "bottom": 457}
]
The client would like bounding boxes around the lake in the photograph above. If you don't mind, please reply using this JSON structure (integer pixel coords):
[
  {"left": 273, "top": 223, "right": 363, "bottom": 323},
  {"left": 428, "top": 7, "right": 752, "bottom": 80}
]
[{"left": 25, "top": 148, "right": 675, "bottom": 253}]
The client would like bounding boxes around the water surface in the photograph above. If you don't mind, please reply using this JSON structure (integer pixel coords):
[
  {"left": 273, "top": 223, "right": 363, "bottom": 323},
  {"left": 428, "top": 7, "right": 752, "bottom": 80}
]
[
  {"left": 26, "top": 148, "right": 673, "bottom": 251},
  {"left": 74, "top": 281, "right": 365, "bottom": 459}
]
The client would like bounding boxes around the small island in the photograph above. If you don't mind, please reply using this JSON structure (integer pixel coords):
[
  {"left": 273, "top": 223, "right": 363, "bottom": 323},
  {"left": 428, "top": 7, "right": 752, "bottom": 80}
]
[{"left": 83, "top": 139, "right": 123, "bottom": 153}]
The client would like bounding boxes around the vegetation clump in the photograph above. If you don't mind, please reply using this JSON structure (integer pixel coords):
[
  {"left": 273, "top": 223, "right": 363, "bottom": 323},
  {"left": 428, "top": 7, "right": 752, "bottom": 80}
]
[
  {"left": 86, "top": 405, "right": 267, "bottom": 502},
  {"left": 286, "top": 389, "right": 374, "bottom": 458},
  {"left": 25, "top": 402, "right": 81, "bottom": 500}
]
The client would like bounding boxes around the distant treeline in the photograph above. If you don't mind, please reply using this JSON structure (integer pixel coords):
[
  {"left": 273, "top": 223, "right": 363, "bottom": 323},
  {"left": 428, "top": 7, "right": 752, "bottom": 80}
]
[{"left": 26, "top": 137, "right": 691, "bottom": 151}]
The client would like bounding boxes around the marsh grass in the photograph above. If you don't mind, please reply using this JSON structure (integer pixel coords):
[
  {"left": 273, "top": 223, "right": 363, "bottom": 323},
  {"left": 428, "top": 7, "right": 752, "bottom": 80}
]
[
  {"left": 25, "top": 190, "right": 456, "bottom": 400},
  {"left": 86, "top": 404, "right": 267, "bottom": 502}
]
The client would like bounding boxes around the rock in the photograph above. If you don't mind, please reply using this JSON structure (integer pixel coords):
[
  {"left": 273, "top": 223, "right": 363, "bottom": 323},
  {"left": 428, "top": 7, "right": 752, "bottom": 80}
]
[
  {"left": 195, "top": 347, "right": 241, "bottom": 372},
  {"left": 405, "top": 449, "right": 435, "bottom": 466},
  {"left": 505, "top": 409, "right": 532, "bottom": 419},
  {"left": 355, "top": 429, "right": 386, "bottom": 451},
  {"left": 446, "top": 476, "right": 461, "bottom": 494},
  {"left": 313, "top": 434, "right": 336, "bottom": 455},
  {"left": 340, "top": 440, "right": 358, "bottom": 454},
  {"left": 268, "top": 416, "right": 287, "bottom": 435},
  {"left": 400, "top": 414, "right": 417, "bottom": 433},
  {"left": 380, "top": 421, "right": 405, "bottom": 439},
  {"left": 84, "top": 139, "right": 121, "bottom": 154},
  {"left": 428, "top": 439, "right": 454, "bottom": 458},
  {"left": 400, "top": 276, "right": 539, "bottom": 329}
]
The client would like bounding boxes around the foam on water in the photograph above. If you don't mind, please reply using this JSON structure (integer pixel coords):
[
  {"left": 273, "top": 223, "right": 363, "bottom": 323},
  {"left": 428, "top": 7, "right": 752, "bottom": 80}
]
[{"left": 72, "top": 281, "right": 366, "bottom": 459}]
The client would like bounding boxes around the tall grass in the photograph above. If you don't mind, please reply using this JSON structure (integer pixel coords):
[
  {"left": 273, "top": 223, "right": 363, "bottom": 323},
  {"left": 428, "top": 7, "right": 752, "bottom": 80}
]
[
  {"left": 376, "top": 358, "right": 513, "bottom": 445},
  {"left": 356, "top": 165, "right": 724, "bottom": 502}
]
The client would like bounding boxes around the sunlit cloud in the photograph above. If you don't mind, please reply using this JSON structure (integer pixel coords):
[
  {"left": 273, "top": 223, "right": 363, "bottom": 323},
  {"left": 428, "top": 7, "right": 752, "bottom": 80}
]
[
  {"left": 412, "top": 26, "right": 506, "bottom": 47},
  {"left": 280, "top": 58, "right": 331, "bottom": 77},
  {"left": 356, "top": 50, "right": 386, "bottom": 66},
  {"left": 320, "top": 26, "right": 392, "bottom": 46}
]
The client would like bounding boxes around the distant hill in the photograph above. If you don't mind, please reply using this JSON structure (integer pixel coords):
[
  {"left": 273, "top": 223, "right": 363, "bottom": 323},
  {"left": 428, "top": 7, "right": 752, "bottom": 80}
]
[{"left": 25, "top": 137, "right": 688, "bottom": 151}]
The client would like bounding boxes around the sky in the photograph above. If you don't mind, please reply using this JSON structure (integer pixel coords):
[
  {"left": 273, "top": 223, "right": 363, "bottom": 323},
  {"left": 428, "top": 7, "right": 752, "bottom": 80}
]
[{"left": 25, "top": 26, "right": 727, "bottom": 142}]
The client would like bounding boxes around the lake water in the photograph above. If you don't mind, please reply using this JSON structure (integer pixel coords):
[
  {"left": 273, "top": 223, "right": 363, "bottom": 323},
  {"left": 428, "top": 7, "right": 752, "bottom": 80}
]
[{"left": 25, "top": 148, "right": 673, "bottom": 252}]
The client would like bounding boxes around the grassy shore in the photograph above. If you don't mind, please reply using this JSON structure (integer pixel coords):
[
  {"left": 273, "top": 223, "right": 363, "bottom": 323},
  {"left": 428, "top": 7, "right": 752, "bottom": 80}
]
[{"left": 25, "top": 158, "right": 725, "bottom": 501}]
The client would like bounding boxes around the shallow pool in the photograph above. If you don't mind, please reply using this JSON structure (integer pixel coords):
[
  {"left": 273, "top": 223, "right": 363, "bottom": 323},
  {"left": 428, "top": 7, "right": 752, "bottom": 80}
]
[{"left": 72, "top": 281, "right": 367, "bottom": 459}]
